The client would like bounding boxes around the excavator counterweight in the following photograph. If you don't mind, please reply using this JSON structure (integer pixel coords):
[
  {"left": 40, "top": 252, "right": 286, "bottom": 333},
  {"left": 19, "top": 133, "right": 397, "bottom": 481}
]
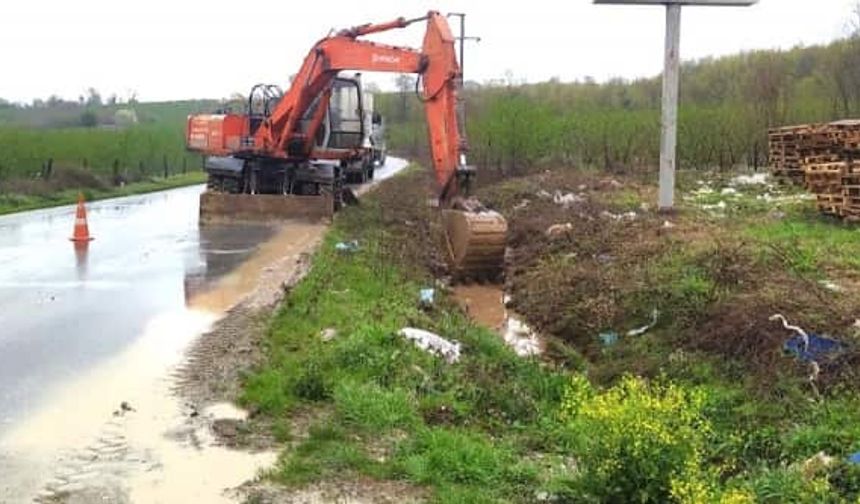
[{"left": 186, "top": 11, "right": 507, "bottom": 279}]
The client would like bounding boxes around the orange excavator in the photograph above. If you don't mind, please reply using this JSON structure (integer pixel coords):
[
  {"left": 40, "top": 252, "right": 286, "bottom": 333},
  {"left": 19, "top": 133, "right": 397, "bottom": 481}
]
[{"left": 186, "top": 11, "right": 506, "bottom": 278}]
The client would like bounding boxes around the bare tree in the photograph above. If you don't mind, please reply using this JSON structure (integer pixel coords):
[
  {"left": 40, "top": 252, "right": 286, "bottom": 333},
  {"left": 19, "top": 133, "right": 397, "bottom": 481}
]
[
  {"left": 394, "top": 74, "right": 415, "bottom": 121},
  {"left": 86, "top": 87, "right": 102, "bottom": 107}
]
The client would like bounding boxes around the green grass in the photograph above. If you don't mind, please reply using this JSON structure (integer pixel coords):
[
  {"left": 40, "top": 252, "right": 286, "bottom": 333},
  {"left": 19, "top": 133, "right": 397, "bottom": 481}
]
[
  {"left": 242, "top": 170, "right": 860, "bottom": 503},
  {"left": 0, "top": 124, "right": 202, "bottom": 181},
  {"left": 239, "top": 185, "right": 568, "bottom": 502},
  {"left": 0, "top": 171, "right": 205, "bottom": 216},
  {"left": 334, "top": 381, "right": 420, "bottom": 432},
  {"left": 747, "top": 217, "right": 860, "bottom": 273}
]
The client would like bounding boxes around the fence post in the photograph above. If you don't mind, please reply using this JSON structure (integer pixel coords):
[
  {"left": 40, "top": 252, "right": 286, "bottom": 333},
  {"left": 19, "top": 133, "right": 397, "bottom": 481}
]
[
  {"left": 182, "top": 158, "right": 187, "bottom": 175},
  {"left": 47, "top": 158, "right": 53, "bottom": 179},
  {"left": 112, "top": 159, "right": 120, "bottom": 186},
  {"left": 163, "top": 154, "right": 169, "bottom": 178}
]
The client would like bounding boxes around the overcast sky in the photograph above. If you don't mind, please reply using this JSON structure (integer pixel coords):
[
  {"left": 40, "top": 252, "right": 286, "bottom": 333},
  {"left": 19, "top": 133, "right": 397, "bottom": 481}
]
[{"left": 1, "top": 0, "right": 856, "bottom": 103}]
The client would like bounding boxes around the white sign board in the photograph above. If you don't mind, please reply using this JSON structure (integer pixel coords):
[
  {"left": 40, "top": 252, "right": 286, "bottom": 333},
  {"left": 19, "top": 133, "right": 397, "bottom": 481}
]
[{"left": 594, "top": 0, "right": 756, "bottom": 5}]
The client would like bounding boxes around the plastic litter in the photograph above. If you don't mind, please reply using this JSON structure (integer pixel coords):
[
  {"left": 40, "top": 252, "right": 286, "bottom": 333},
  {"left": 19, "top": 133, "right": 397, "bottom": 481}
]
[
  {"left": 731, "top": 173, "right": 768, "bottom": 186},
  {"left": 802, "top": 452, "right": 835, "bottom": 478},
  {"left": 546, "top": 223, "right": 573, "bottom": 238},
  {"left": 419, "top": 288, "right": 435, "bottom": 306},
  {"left": 849, "top": 452, "right": 860, "bottom": 465},
  {"left": 600, "top": 210, "right": 637, "bottom": 222},
  {"left": 320, "top": 328, "right": 337, "bottom": 342},
  {"left": 553, "top": 191, "right": 586, "bottom": 208},
  {"left": 784, "top": 333, "right": 842, "bottom": 362},
  {"left": 819, "top": 280, "right": 843, "bottom": 292},
  {"left": 721, "top": 187, "right": 738, "bottom": 195},
  {"left": 398, "top": 328, "right": 461, "bottom": 364},
  {"left": 335, "top": 240, "right": 359, "bottom": 252},
  {"left": 599, "top": 331, "right": 619, "bottom": 347},
  {"left": 627, "top": 309, "right": 659, "bottom": 337},
  {"left": 503, "top": 316, "right": 542, "bottom": 357},
  {"left": 702, "top": 200, "right": 727, "bottom": 211},
  {"left": 770, "top": 314, "right": 810, "bottom": 352}
]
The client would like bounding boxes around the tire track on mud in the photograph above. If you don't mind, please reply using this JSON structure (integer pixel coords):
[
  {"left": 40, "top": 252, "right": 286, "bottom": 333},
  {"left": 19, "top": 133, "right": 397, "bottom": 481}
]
[{"left": 30, "top": 225, "right": 325, "bottom": 504}]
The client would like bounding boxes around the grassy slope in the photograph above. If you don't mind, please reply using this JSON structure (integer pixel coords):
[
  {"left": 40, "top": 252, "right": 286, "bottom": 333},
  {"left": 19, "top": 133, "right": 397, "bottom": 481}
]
[
  {"left": 0, "top": 171, "right": 205, "bottom": 216},
  {"left": 241, "top": 168, "right": 860, "bottom": 503}
]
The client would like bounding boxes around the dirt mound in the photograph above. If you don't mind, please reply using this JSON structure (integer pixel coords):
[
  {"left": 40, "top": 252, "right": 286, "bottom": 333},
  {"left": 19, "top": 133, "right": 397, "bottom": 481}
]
[
  {"left": 341, "top": 170, "right": 449, "bottom": 279},
  {"left": 482, "top": 168, "right": 860, "bottom": 392}
]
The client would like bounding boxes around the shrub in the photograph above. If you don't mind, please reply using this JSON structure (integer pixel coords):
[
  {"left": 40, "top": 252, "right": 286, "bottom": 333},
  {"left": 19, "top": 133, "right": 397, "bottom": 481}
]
[
  {"left": 561, "top": 375, "right": 718, "bottom": 502},
  {"left": 743, "top": 466, "right": 832, "bottom": 503}
]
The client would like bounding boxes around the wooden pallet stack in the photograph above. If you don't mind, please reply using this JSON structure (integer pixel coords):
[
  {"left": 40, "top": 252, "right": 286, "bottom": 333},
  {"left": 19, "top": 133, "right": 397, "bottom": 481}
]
[
  {"left": 805, "top": 162, "right": 846, "bottom": 216},
  {"left": 769, "top": 120, "right": 860, "bottom": 220},
  {"left": 768, "top": 124, "right": 816, "bottom": 183},
  {"left": 841, "top": 160, "right": 860, "bottom": 221}
]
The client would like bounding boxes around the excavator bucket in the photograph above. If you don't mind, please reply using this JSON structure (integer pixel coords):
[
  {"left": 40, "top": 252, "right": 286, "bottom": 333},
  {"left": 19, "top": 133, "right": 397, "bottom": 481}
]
[
  {"left": 199, "top": 192, "right": 335, "bottom": 225},
  {"left": 442, "top": 209, "right": 508, "bottom": 280}
]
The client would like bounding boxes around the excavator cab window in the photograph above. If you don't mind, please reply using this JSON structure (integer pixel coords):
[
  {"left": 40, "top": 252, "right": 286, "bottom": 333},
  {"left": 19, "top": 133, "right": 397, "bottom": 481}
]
[
  {"left": 247, "top": 84, "right": 283, "bottom": 136},
  {"left": 327, "top": 78, "right": 364, "bottom": 150}
]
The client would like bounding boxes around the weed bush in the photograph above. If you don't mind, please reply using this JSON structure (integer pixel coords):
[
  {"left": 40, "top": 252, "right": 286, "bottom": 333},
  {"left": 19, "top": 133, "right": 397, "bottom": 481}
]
[{"left": 561, "top": 375, "right": 720, "bottom": 502}]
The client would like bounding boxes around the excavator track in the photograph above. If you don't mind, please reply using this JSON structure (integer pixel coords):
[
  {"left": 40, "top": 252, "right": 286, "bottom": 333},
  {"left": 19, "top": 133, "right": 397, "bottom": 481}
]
[{"left": 442, "top": 209, "right": 508, "bottom": 281}]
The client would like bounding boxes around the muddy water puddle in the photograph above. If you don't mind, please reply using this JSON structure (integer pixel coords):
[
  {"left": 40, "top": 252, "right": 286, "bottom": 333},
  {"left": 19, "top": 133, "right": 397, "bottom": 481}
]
[
  {"left": 452, "top": 285, "right": 543, "bottom": 357},
  {"left": 0, "top": 220, "right": 326, "bottom": 504},
  {"left": 452, "top": 285, "right": 507, "bottom": 330}
]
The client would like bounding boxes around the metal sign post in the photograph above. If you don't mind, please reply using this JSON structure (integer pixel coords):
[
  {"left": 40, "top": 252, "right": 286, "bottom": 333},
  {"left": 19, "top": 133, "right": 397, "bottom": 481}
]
[
  {"left": 594, "top": 0, "right": 757, "bottom": 211},
  {"left": 447, "top": 13, "right": 481, "bottom": 139}
]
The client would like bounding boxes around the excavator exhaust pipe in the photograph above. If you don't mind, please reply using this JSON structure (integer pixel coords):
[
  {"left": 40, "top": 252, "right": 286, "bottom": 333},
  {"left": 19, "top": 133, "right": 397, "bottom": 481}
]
[{"left": 199, "top": 192, "right": 334, "bottom": 225}]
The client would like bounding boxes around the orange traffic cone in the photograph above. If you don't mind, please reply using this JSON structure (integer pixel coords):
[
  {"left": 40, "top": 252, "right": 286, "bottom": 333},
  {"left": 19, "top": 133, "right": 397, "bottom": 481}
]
[{"left": 70, "top": 192, "right": 94, "bottom": 242}]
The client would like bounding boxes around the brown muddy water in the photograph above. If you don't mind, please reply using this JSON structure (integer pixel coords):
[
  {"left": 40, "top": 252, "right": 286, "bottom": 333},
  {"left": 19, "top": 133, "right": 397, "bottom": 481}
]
[{"left": 451, "top": 285, "right": 543, "bottom": 357}]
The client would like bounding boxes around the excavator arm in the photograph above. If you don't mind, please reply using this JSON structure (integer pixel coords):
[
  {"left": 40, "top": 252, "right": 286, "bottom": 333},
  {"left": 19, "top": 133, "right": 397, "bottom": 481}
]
[{"left": 257, "top": 12, "right": 468, "bottom": 204}]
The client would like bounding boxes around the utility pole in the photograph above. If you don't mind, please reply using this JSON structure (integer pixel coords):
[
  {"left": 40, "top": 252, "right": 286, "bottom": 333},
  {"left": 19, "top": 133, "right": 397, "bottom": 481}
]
[
  {"left": 447, "top": 13, "right": 480, "bottom": 140},
  {"left": 594, "top": 0, "right": 757, "bottom": 211},
  {"left": 660, "top": 3, "right": 681, "bottom": 211}
]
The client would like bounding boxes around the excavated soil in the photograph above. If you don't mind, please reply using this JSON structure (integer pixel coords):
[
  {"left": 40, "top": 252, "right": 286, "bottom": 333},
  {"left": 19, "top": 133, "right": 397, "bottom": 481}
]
[{"left": 475, "top": 168, "right": 860, "bottom": 391}]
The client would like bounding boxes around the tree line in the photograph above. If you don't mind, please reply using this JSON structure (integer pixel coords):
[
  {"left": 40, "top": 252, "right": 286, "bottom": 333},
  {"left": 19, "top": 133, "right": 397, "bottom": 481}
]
[{"left": 376, "top": 14, "right": 860, "bottom": 174}]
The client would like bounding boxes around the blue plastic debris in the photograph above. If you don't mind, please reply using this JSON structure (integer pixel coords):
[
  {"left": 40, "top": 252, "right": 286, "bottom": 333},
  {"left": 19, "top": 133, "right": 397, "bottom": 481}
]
[
  {"left": 419, "top": 288, "right": 435, "bottom": 306},
  {"left": 335, "top": 240, "right": 359, "bottom": 252},
  {"left": 599, "top": 331, "right": 619, "bottom": 347},
  {"left": 783, "top": 333, "right": 842, "bottom": 362},
  {"left": 849, "top": 452, "right": 860, "bottom": 465}
]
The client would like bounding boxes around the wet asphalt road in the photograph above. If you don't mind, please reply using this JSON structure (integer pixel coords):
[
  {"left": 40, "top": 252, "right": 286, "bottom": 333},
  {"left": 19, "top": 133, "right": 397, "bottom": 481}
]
[
  {"left": 0, "top": 185, "right": 276, "bottom": 433},
  {"left": 0, "top": 157, "right": 408, "bottom": 436}
]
